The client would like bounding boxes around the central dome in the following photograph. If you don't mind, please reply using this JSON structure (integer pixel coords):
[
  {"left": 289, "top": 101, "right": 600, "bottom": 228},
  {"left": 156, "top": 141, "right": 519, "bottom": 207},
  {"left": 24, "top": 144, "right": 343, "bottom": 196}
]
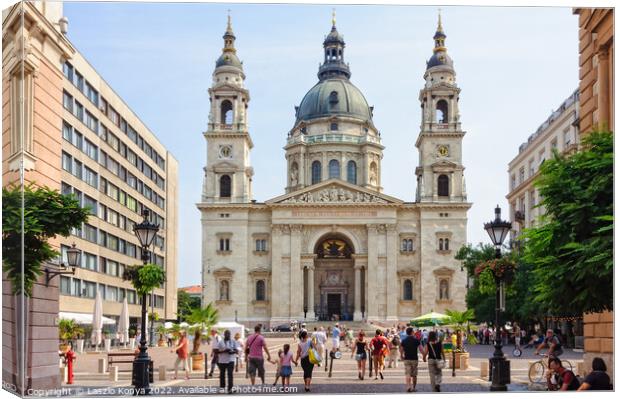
[{"left": 296, "top": 79, "right": 372, "bottom": 123}]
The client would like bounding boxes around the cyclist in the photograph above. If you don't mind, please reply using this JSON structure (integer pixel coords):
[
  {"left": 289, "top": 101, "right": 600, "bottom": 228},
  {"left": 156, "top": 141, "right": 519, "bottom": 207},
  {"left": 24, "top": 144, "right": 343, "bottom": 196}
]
[{"left": 535, "top": 329, "right": 563, "bottom": 358}]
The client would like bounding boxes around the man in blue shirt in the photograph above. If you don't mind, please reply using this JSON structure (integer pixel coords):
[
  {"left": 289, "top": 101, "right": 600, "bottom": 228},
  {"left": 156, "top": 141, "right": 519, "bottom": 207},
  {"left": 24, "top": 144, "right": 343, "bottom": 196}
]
[
  {"left": 399, "top": 327, "right": 426, "bottom": 392},
  {"left": 331, "top": 324, "right": 341, "bottom": 352}
]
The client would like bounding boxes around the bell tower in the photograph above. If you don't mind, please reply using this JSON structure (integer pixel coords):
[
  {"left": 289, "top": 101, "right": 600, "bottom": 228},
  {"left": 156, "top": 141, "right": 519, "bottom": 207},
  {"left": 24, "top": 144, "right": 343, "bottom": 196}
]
[
  {"left": 203, "top": 15, "right": 253, "bottom": 203},
  {"left": 415, "top": 12, "right": 467, "bottom": 203}
]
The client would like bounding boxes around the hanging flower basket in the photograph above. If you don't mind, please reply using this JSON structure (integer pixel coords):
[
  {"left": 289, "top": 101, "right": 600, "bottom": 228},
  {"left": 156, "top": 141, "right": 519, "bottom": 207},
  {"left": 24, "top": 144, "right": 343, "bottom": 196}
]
[{"left": 474, "top": 258, "right": 517, "bottom": 283}]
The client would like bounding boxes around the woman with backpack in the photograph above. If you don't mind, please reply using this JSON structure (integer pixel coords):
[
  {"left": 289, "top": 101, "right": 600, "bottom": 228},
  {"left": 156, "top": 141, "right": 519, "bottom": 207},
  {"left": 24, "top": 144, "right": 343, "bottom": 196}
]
[
  {"left": 350, "top": 330, "right": 369, "bottom": 380},
  {"left": 295, "top": 330, "right": 315, "bottom": 392},
  {"left": 387, "top": 329, "right": 400, "bottom": 369},
  {"left": 426, "top": 330, "right": 445, "bottom": 392}
]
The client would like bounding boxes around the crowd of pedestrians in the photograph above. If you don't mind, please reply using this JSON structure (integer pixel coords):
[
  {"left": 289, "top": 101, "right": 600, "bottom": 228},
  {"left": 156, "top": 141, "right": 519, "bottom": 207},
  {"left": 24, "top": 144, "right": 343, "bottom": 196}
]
[{"left": 165, "top": 321, "right": 611, "bottom": 393}]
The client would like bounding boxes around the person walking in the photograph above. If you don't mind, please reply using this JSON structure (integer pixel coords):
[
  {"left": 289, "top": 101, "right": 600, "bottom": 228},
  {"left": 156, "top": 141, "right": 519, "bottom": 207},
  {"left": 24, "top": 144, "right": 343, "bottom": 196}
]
[
  {"left": 295, "top": 330, "right": 315, "bottom": 392},
  {"left": 234, "top": 332, "right": 244, "bottom": 372},
  {"left": 270, "top": 349, "right": 283, "bottom": 386},
  {"left": 279, "top": 344, "right": 297, "bottom": 388},
  {"left": 172, "top": 330, "right": 190, "bottom": 380},
  {"left": 215, "top": 329, "right": 240, "bottom": 393},
  {"left": 331, "top": 324, "right": 341, "bottom": 353},
  {"left": 387, "top": 329, "right": 400, "bottom": 369},
  {"left": 245, "top": 325, "right": 271, "bottom": 385},
  {"left": 207, "top": 328, "right": 222, "bottom": 378},
  {"left": 344, "top": 327, "right": 354, "bottom": 351},
  {"left": 513, "top": 323, "right": 522, "bottom": 353},
  {"left": 369, "top": 329, "right": 389, "bottom": 380},
  {"left": 426, "top": 331, "right": 445, "bottom": 392},
  {"left": 350, "top": 330, "right": 369, "bottom": 380},
  {"left": 400, "top": 327, "right": 425, "bottom": 392}
]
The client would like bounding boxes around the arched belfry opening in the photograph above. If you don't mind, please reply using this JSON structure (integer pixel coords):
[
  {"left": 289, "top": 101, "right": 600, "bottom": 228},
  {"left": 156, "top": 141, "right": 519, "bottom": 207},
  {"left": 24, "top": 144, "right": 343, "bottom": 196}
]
[
  {"left": 307, "top": 233, "right": 359, "bottom": 321},
  {"left": 436, "top": 99, "right": 448, "bottom": 123},
  {"left": 220, "top": 100, "right": 233, "bottom": 125}
]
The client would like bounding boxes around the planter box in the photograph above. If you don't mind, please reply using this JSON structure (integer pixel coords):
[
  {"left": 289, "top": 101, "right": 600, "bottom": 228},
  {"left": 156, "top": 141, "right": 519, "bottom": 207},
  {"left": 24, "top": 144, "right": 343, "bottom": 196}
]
[
  {"left": 104, "top": 338, "right": 112, "bottom": 352},
  {"left": 191, "top": 353, "right": 204, "bottom": 371},
  {"left": 448, "top": 352, "right": 470, "bottom": 369}
]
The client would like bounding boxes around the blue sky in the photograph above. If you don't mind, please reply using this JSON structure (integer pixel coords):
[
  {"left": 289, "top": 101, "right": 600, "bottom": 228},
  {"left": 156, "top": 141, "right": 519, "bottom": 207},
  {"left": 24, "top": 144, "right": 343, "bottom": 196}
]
[{"left": 63, "top": 1, "right": 579, "bottom": 288}]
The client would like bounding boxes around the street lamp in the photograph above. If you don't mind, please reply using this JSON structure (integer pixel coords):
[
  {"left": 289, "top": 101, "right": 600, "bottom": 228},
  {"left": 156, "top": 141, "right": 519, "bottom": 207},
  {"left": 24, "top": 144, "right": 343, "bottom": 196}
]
[
  {"left": 132, "top": 209, "right": 159, "bottom": 394},
  {"left": 483, "top": 205, "right": 512, "bottom": 391},
  {"left": 45, "top": 243, "right": 81, "bottom": 286}
]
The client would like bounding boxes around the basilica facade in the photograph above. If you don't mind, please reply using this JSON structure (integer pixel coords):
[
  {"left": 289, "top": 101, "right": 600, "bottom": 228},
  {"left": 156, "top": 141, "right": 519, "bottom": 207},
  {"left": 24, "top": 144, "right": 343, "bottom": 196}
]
[{"left": 198, "top": 14, "right": 471, "bottom": 326}]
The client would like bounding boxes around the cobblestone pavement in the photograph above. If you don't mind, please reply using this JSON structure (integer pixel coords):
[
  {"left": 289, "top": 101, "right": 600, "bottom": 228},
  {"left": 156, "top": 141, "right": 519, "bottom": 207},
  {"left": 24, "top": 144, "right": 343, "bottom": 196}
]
[{"left": 62, "top": 339, "right": 584, "bottom": 396}]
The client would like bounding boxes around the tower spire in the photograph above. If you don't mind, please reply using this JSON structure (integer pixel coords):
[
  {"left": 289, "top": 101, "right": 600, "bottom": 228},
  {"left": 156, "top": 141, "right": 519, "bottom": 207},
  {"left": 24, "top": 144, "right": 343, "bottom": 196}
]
[
  {"left": 332, "top": 8, "right": 336, "bottom": 27},
  {"left": 223, "top": 11, "right": 236, "bottom": 54},
  {"left": 433, "top": 9, "right": 447, "bottom": 53}
]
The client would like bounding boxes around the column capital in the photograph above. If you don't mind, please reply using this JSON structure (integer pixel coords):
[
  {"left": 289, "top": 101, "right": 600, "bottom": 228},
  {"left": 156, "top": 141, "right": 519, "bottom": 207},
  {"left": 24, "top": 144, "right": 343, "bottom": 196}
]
[
  {"left": 385, "top": 223, "right": 397, "bottom": 233},
  {"left": 366, "top": 223, "right": 380, "bottom": 233},
  {"left": 290, "top": 224, "right": 303, "bottom": 234}
]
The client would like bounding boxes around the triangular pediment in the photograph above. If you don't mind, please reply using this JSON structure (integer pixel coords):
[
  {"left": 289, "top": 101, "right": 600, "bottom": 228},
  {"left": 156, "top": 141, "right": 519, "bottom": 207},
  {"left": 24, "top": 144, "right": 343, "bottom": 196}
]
[
  {"left": 431, "top": 160, "right": 458, "bottom": 168},
  {"left": 266, "top": 179, "right": 403, "bottom": 205}
]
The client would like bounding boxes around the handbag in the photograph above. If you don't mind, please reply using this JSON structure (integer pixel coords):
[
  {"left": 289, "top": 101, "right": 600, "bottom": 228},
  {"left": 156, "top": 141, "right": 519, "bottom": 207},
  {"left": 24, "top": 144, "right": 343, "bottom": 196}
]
[
  {"left": 429, "top": 343, "right": 445, "bottom": 369},
  {"left": 308, "top": 341, "right": 322, "bottom": 365}
]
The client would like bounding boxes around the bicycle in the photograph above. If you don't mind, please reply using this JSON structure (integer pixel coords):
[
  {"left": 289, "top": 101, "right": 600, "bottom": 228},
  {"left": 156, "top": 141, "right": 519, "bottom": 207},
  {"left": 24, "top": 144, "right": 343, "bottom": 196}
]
[{"left": 528, "top": 353, "right": 574, "bottom": 384}]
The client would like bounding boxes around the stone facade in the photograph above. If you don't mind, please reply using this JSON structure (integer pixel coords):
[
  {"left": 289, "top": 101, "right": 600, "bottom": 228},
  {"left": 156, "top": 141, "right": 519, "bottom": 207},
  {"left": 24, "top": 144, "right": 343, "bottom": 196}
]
[
  {"left": 199, "top": 16, "right": 471, "bottom": 326},
  {"left": 573, "top": 8, "right": 614, "bottom": 136}
]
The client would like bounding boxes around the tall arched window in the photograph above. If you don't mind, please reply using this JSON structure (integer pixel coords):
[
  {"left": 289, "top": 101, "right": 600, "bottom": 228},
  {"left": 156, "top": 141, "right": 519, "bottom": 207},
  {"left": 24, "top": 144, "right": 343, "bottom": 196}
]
[
  {"left": 311, "top": 161, "right": 322, "bottom": 184},
  {"left": 436, "top": 100, "right": 448, "bottom": 123},
  {"left": 220, "top": 175, "right": 231, "bottom": 198},
  {"left": 220, "top": 100, "right": 233, "bottom": 125},
  {"left": 444, "top": 238, "right": 450, "bottom": 251},
  {"left": 438, "top": 174, "right": 449, "bottom": 197},
  {"left": 347, "top": 161, "right": 357, "bottom": 184},
  {"left": 407, "top": 239, "right": 413, "bottom": 252},
  {"left": 403, "top": 279, "right": 413, "bottom": 300},
  {"left": 219, "top": 280, "right": 230, "bottom": 300},
  {"left": 256, "top": 280, "right": 265, "bottom": 301},
  {"left": 329, "top": 159, "right": 340, "bottom": 179},
  {"left": 439, "top": 238, "right": 444, "bottom": 251}
]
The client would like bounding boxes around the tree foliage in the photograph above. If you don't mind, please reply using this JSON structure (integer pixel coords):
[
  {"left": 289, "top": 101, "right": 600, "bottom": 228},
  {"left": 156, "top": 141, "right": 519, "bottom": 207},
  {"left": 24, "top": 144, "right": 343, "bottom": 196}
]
[
  {"left": 177, "top": 289, "right": 201, "bottom": 322},
  {"left": 455, "top": 244, "right": 497, "bottom": 322},
  {"left": 187, "top": 303, "right": 219, "bottom": 354},
  {"left": 521, "top": 131, "right": 613, "bottom": 315},
  {"left": 123, "top": 263, "right": 166, "bottom": 296},
  {"left": 2, "top": 183, "right": 90, "bottom": 296}
]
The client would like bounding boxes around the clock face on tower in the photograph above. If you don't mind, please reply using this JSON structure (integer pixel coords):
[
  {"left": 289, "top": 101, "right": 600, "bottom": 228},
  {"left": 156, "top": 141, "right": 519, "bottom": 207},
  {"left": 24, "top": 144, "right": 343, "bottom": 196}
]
[
  {"left": 219, "top": 145, "right": 232, "bottom": 159},
  {"left": 437, "top": 145, "right": 449, "bottom": 157}
]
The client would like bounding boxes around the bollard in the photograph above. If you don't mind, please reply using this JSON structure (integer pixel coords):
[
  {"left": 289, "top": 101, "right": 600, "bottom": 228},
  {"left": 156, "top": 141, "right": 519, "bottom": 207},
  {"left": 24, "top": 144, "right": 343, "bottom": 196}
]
[
  {"left": 60, "top": 366, "right": 67, "bottom": 383},
  {"left": 576, "top": 361, "right": 585, "bottom": 377},
  {"left": 324, "top": 349, "right": 328, "bottom": 372},
  {"left": 98, "top": 358, "right": 107, "bottom": 373},
  {"left": 460, "top": 354, "right": 469, "bottom": 370},
  {"left": 480, "top": 361, "right": 488, "bottom": 378},
  {"left": 159, "top": 365, "right": 167, "bottom": 381},
  {"left": 109, "top": 366, "right": 118, "bottom": 382},
  {"left": 368, "top": 349, "right": 373, "bottom": 377},
  {"left": 188, "top": 356, "right": 193, "bottom": 372}
]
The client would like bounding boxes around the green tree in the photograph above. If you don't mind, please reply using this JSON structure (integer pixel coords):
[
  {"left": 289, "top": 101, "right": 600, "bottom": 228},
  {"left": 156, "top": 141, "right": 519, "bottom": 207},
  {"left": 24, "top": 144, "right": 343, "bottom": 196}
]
[
  {"left": 187, "top": 303, "right": 219, "bottom": 354},
  {"left": 521, "top": 131, "right": 613, "bottom": 315},
  {"left": 455, "top": 244, "right": 496, "bottom": 322},
  {"left": 2, "top": 184, "right": 90, "bottom": 296},
  {"left": 177, "top": 289, "right": 201, "bottom": 321}
]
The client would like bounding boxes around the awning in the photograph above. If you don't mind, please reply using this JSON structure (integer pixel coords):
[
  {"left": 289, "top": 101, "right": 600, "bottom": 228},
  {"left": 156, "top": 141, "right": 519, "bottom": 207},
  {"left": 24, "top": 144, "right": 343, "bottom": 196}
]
[{"left": 59, "top": 312, "right": 116, "bottom": 325}]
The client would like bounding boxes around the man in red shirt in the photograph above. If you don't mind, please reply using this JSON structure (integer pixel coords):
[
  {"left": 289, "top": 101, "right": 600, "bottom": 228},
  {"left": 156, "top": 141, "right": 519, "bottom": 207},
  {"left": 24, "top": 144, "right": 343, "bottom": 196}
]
[
  {"left": 547, "top": 357, "right": 580, "bottom": 391},
  {"left": 369, "top": 329, "right": 390, "bottom": 380}
]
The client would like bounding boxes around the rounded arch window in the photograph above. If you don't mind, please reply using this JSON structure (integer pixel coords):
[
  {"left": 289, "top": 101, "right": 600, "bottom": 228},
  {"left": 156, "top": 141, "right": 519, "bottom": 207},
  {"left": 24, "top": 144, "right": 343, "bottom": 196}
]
[
  {"left": 256, "top": 280, "right": 266, "bottom": 301},
  {"left": 347, "top": 160, "right": 357, "bottom": 184},
  {"left": 438, "top": 174, "right": 449, "bottom": 197},
  {"left": 436, "top": 99, "right": 448, "bottom": 123},
  {"left": 329, "top": 159, "right": 340, "bottom": 179},
  {"left": 220, "top": 175, "right": 231, "bottom": 198},
  {"left": 220, "top": 100, "right": 233, "bottom": 125},
  {"left": 311, "top": 161, "right": 322, "bottom": 184},
  {"left": 403, "top": 279, "right": 413, "bottom": 300}
]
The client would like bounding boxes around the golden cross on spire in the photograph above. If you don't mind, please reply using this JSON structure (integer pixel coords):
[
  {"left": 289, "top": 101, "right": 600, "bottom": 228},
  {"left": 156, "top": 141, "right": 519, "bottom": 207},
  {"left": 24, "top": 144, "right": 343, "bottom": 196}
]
[
  {"left": 332, "top": 8, "right": 336, "bottom": 26},
  {"left": 227, "top": 9, "right": 232, "bottom": 30},
  {"left": 437, "top": 7, "right": 443, "bottom": 31}
]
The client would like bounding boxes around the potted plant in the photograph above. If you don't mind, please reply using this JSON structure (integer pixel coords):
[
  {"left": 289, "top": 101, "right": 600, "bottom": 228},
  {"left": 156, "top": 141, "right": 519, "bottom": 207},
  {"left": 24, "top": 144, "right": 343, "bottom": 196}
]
[
  {"left": 59, "top": 319, "right": 84, "bottom": 353},
  {"left": 186, "top": 303, "right": 219, "bottom": 371},
  {"left": 445, "top": 309, "right": 475, "bottom": 369},
  {"left": 157, "top": 325, "right": 167, "bottom": 347}
]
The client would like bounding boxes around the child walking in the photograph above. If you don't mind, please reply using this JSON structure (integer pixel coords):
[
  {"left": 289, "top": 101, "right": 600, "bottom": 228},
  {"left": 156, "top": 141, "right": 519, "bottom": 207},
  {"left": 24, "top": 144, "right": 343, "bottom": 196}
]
[
  {"left": 270, "top": 349, "right": 283, "bottom": 386},
  {"left": 279, "top": 344, "right": 296, "bottom": 387}
]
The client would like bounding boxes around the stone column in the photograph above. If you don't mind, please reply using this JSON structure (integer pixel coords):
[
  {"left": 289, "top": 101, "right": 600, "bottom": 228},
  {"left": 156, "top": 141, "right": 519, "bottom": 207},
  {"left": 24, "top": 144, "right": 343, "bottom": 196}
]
[
  {"left": 322, "top": 152, "right": 328, "bottom": 180},
  {"left": 270, "top": 225, "right": 282, "bottom": 323},
  {"left": 386, "top": 224, "right": 398, "bottom": 321},
  {"left": 307, "top": 266, "right": 315, "bottom": 320},
  {"left": 340, "top": 152, "right": 346, "bottom": 181},
  {"left": 353, "top": 264, "right": 362, "bottom": 321},
  {"left": 366, "top": 224, "right": 379, "bottom": 320},
  {"left": 450, "top": 172, "right": 455, "bottom": 201},
  {"left": 290, "top": 225, "right": 302, "bottom": 319},
  {"left": 597, "top": 49, "right": 610, "bottom": 128},
  {"left": 300, "top": 149, "right": 306, "bottom": 187}
]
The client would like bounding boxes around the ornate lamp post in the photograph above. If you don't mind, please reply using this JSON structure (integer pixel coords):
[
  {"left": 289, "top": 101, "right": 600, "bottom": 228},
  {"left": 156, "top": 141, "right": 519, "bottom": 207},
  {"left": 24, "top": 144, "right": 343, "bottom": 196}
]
[
  {"left": 132, "top": 210, "right": 159, "bottom": 393},
  {"left": 45, "top": 243, "right": 81, "bottom": 285},
  {"left": 484, "top": 205, "right": 512, "bottom": 391}
]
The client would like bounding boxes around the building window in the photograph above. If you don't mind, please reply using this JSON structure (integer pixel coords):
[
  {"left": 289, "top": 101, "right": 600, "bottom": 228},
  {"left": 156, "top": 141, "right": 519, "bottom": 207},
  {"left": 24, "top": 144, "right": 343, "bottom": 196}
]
[
  {"left": 60, "top": 276, "right": 71, "bottom": 295},
  {"left": 438, "top": 174, "right": 449, "bottom": 197},
  {"left": 220, "top": 100, "right": 233, "bottom": 125},
  {"left": 256, "top": 280, "right": 266, "bottom": 301},
  {"left": 519, "top": 167, "right": 525, "bottom": 184},
  {"left": 83, "top": 252, "right": 97, "bottom": 271},
  {"left": 330, "top": 122, "right": 338, "bottom": 131},
  {"left": 510, "top": 174, "right": 516, "bottom": 190},
  {"left": 83, "top": 224, "right": 97, "bottom": 243},
  {"left": 347, "top": 161, "right": 357, "bottom": 184},
  {"left": 220, "top": 175, "right": 231, "bottom": 198},
  {"left": 328, "top": 159, "right": 340, "bottom": 179},
  {"left": 403, "top": 279, "right": 413, "bottom": 300},
  {"left": 219, "top": 238, "right": 230, "bottom": 252},
  {"left": 82, "top": 195, "right": 97, "bottom": 215},
  {"left": 436, "top": 99, "right": 448, "bottom": 123},
  {"left": 401, "top": 239, "right": 414, "bottom": 252},
  {"left": 311, "top": 161, "right": 321, "bottom": 184},
  {"left": 219, "top": 280, "right": 230, "bottom": 301},
  {"left": 63, "top": 91, "right": 73, "bottom": 112},
  {"left": 255, "top": 239, "right": 267, "bottom": 252},
  {"left": 62, "top": 152, "right": 72, "bottom": 172},
  {"left": 438, "top": 238, "right": 450, "bottom": 251}
]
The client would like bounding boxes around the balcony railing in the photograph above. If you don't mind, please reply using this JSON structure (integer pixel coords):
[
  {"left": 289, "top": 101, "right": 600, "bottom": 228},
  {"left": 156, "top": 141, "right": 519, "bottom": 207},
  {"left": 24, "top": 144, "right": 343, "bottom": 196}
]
[{"left": 287, "top": 133, "right": 381, "bottom": 146}]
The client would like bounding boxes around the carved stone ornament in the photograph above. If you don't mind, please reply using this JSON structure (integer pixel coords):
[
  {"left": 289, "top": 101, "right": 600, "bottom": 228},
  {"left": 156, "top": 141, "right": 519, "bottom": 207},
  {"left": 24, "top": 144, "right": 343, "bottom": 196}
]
[{"left": 281, "top": 185, "right": 388, "bottom": 204}]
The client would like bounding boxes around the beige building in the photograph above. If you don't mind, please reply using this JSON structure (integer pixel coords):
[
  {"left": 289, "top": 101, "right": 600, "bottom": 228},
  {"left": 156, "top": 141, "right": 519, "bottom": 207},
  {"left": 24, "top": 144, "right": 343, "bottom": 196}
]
[
  {"left": 198, "top": 16, "right": 471, "bottom": 326},
  {"left": 506, "top": 89, "right": 579, "bottom": 240},
  {"left": 2, "top": 0, "right": 178, "bottom": 350}
]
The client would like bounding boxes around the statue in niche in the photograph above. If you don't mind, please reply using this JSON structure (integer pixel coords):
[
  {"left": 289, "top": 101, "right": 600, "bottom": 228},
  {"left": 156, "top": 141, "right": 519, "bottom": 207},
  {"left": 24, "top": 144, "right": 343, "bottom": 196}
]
[
  {"left": 439, "top": 280, "right": 449, "bottom": 300},
  {"left": 290, "top": 165, "right": 299, "bottom": 186}
]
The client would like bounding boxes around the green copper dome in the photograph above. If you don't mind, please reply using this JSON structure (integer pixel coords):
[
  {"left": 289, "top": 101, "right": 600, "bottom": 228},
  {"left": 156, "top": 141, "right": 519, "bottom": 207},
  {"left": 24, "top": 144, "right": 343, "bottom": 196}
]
[{"left": 296, "top": 79, "right": 372, "bottom": 122}]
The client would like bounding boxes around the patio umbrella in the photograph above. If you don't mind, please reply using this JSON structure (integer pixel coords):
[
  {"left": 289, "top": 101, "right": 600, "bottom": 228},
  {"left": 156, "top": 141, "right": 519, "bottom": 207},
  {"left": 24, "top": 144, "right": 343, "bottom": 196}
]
[
  {"left": 91, "top": 290, "right": 103, "bottom": 351},
  {"left": 410, "top": 311, "right": 451, "bottom": 327},
  {"left": 118, "top": 298, "right": 130, "bottom": 346}
]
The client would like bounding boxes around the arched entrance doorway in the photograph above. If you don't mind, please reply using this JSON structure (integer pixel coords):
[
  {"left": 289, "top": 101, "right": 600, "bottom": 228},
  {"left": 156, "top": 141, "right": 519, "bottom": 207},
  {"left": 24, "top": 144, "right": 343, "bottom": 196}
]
[{"left": 309, "top": 235, "right": 355, "bottom": 321}]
